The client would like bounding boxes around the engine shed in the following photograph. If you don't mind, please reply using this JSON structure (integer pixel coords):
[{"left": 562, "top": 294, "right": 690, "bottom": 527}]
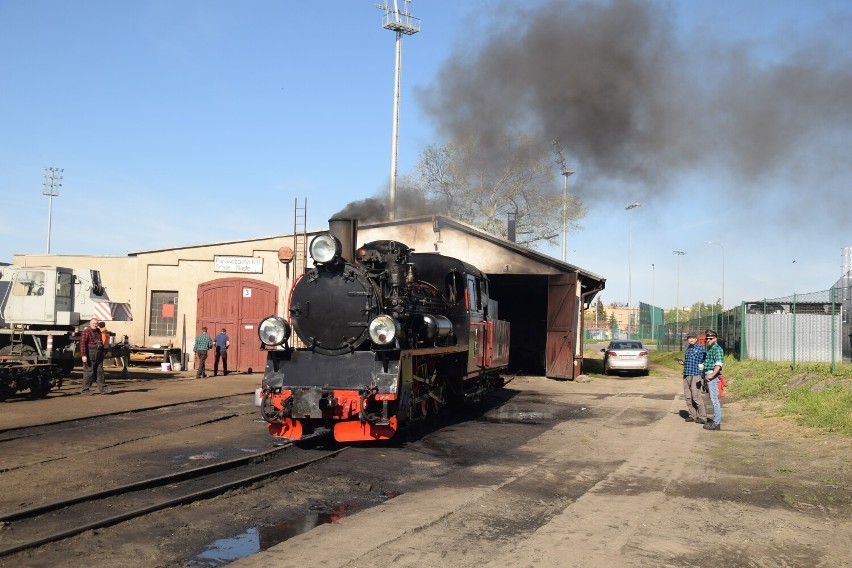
[{"left": 358, "top": 216, "right": 606, "bottom": 379}]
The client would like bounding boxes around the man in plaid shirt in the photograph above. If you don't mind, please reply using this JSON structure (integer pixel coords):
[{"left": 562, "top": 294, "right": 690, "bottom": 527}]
[
  {"left": 679, "top": 333, "right": 707, "bottom": 424},
  {"left": 194, "top": 327, "right": 214, "bottom": 378},
  {"left": 702, "top": 329, "right": 724, "bottom": 431}
]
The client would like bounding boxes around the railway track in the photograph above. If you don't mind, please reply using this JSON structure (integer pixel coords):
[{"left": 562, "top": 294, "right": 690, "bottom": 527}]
[
  {"left": 0, "top": 395, "right": 261, "bottom": 475},
  {"left": 0, "top": 392, "right": 252, "bottom": 442},
  {"left": 0, "top": 441, "right": 345, "bottom": 558}
]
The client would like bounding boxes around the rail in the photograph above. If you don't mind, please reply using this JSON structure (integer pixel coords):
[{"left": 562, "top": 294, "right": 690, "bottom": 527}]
[{"left": 0, "top": 444, "right": 345, "bottom": 557}]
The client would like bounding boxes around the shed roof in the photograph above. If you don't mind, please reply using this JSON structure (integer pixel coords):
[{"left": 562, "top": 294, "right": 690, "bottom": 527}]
[{"left": 361, "top": 215, "right": 606, "bottom": 292}]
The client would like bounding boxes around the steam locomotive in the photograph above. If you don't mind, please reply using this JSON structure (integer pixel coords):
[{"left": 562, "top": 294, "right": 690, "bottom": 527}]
[{"left": 256, "top": 219, "right": 510, "bottom": 442}]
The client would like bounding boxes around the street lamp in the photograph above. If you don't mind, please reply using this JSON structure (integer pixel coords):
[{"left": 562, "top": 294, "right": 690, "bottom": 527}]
[
  {"left": 43, "top": 166, "right": 63, "bottom": 254},
  {"left": 707, "top": 241, "right": 725, "bottom": 310},
  {"left": 625, "top": 202, "right": 640, "bottom": 338},
  {"left": 560, "top": 168, "right": 575, "bottom": 262},
  {"left": 673, "top": 250, "right": 686, "bottom": 335},
  {"left": 651, "top": 263, "right": 655, "bottom": 342},
  {"left": 551, "top": 140, "right": 575, "bottom": 262}
]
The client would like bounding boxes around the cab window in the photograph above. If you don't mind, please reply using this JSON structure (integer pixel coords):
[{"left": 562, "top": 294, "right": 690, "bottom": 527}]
[
  {"left": 467, "top": 275, "right": 482, "bottom": 312},
  {"left": 12, "top": 271, "right": 45, "bottom": 296}
]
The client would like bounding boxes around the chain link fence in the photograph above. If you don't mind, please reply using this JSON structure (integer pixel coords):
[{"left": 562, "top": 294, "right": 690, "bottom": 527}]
[{"left": 653, "top": 285, "right": 851, "bottom": 371}]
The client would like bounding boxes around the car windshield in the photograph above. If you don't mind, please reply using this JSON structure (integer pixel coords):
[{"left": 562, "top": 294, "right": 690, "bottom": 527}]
[{"left": 612, "top": 342, "right": 643, "bottom": 350}]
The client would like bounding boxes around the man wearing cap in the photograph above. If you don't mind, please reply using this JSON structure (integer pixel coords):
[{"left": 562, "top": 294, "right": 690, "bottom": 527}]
[
  {"left": 80, "top": 317, "right": 112, "bottom": 394},
  {"left": 194, "top": 326, "right": 214, "bottom": 378},
  {"left": 703, "top": 329, "right": 724, "bottom": 430},
  {"left": 213, "top": 328, "right": 230, "bottom": 376},
  {"left": 679, "top": 333, "right": 707, "bottom": 424}
]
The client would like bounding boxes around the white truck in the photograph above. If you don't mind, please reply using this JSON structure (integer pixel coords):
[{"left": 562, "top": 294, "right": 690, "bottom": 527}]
[{"left": 0, "top": 266, "right": 129, "bottom": 399}]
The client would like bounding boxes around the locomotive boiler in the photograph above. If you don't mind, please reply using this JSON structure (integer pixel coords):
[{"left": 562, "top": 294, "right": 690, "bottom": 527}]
[{"left": 256, "top": 219, "right": 510, "bottom": 442}]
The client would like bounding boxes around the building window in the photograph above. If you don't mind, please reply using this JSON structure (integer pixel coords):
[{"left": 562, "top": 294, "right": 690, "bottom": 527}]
[{"left": 149, "top": 291, "right": 178, "bottom": 337}]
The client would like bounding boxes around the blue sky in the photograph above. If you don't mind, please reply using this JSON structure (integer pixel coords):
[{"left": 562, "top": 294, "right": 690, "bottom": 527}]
[{"left": 1, "top": 0, "right": 850, "bottom": 311}]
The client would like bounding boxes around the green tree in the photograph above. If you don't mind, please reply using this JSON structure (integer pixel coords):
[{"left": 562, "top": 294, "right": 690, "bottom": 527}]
[{"left": 596, "top": 297, "right": 607, "bottom": 322}]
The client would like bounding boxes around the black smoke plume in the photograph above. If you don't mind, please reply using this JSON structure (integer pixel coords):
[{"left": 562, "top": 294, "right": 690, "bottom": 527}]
[
  {"left": 414, "top": 0, "right": 852, "bottom": 224},
  {"left": 331, "top": 181, "right": 441, "bottom": 223}
]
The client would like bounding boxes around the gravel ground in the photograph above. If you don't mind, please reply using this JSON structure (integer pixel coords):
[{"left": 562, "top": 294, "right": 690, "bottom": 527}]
[{"left": 2, "top": 365, "right": 851, "bottom": 568}]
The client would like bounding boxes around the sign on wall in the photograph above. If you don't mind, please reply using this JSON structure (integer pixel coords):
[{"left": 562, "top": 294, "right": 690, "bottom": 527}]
[{"left": 214, "top": 256, "right": 264, "bottom": 274}]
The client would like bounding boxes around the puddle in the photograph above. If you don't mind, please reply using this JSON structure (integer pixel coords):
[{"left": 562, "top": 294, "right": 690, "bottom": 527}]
[{"left": 188, "top": 500, "right": 393, "bottom": 566}]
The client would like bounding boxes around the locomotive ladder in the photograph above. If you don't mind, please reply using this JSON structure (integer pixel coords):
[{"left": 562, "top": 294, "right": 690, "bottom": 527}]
[
  {"left": 293, "top": 197, "right": 307, "bottom": 277},
  {"left": 292, "top": 198, "right": 307, "bottom": 348}
]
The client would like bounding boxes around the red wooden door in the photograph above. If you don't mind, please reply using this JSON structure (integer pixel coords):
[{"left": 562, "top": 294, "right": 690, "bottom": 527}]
[
  {"left": 197, "top": 278, "right": 277, "bottom": 374},
  {"left": 237, "top": 282, "right": 277, "bottom": 373},
  {"left": 545, "top": 273, "right": 578, "bottom": 379}
]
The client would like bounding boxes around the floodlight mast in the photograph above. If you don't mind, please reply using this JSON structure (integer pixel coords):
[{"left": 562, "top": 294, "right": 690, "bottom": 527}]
[
  {"left": 377, "top": 0, "right": 420, "bottom": 221},
  {"left": 43, "top": 166, "right": 63, "bottom": 254}
]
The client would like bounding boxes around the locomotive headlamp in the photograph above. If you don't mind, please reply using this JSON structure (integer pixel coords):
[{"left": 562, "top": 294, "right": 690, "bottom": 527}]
[
  {"left": 258, "top": 316, "right": 291, "bottom": 346},
  {"left": 368, "top": 315, "right": 400, "bottom": 346},
  {"left": 309, "top": 234, "right": 342, "bottom": 265}
]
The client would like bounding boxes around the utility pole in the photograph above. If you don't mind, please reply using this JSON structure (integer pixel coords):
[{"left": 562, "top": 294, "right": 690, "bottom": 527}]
[
  {"left": 43, "top": 166, "right": 63, "bottom": 254},
  {"left": 673, "top": 250, "right": 686, "bottom": 338},
  {"left": 551, "top": 140, "right": 575, "bottom": 262},
  {"left": 651, "top": 263, "right": 655, "bottom": 342},
  {"left": 625, "top": 202, "right": 640, "bottom": 338},
  {"left": 377, "top": 0, "right": 420, "bottom": 221}
]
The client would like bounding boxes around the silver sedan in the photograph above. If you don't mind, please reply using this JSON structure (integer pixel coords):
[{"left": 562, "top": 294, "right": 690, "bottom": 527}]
[{"left": 601, "top": 340, "right": 650, "bottom": 376}]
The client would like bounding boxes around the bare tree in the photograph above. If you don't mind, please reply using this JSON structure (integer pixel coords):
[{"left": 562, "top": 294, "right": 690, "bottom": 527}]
[{"left": 414, "top": 133, "right": 586, "bottom": 247}]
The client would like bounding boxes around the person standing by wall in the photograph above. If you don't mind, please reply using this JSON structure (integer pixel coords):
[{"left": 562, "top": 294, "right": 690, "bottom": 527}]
[
  {"left": 703, "top": 329, "right": 724, "bottom": 431},
  {"left": 81, "top": 317, "right": 111, "bottom": 394},
  {"left": 214, "top": 328, "right": 230, "bottom": 376},
  {"left": 194, "top": 326, "right": 214, "bottom": 378},
  {"left": 678, "top": 333, "right": 707, "bottom": 424}
]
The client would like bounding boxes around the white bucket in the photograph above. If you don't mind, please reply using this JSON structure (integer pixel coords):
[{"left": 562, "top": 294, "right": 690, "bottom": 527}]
[
  {"left": 254, "top": 387, "right": 263, "bottom": 407},
  {"left": 160, "top": 362, "right": 172, "bottom": 372},
  {"left": 172, "top": 363, "right": 182, "bottom": 372}
]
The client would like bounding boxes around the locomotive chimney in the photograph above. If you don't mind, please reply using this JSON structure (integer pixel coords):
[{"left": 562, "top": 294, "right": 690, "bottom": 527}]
[{"left": 328, "top": 218, "right": 358, "bottom": 264}]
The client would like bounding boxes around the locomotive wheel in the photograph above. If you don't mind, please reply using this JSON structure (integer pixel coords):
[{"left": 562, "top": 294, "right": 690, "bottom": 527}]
[
  {"left": 430, "top": 380, "right": 446, "bottom": 414},
  {"left": 29, "top": 377, "right": 52, "bottom": 399}
]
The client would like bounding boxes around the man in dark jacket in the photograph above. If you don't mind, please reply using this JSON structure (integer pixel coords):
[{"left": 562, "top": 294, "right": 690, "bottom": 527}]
[
  {"left": 214, "top": 328, "right": 230, "bottom": 376},
  {"left": 81, "top": 317, "right": 111, "bottom": 394}
]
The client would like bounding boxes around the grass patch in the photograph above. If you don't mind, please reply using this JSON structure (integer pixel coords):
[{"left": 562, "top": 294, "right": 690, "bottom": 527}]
[
  {"left": 649, "top": 350, "right": 682, "bottom": 373},
  {"left": 725, "top": 358, "right": 852, "bottom": 436},
  {"left": 780, "top": 384, "right": 852, "bottom": 434}
]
